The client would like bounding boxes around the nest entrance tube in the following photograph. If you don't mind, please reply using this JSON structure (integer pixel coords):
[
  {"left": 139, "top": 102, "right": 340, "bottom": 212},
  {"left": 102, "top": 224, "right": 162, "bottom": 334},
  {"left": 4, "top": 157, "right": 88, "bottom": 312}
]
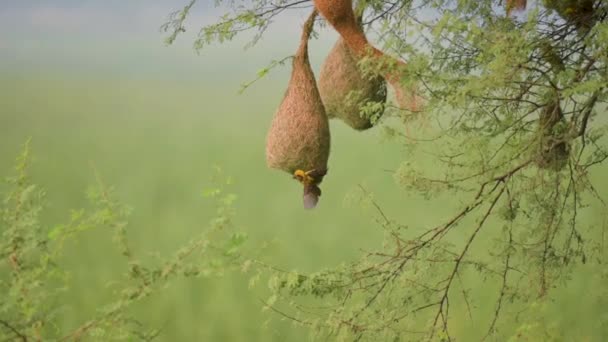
[{"left": 265, "top": 10, "right": 330, "bottom": 175}]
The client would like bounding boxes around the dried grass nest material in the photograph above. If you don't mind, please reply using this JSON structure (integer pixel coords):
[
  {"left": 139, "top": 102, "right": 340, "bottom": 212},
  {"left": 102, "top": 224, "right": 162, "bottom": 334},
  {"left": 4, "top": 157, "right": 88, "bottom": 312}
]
[
  {"left": 313, "top": 0, "right": 422, "bottom": 113},
  {"left": 536, "top": 96, "right": 569, "bottom": 170},
  {"left": 265, "top": 10, "right": 330, "bottom": 174},
  {"left": 318, "top": 35, "right": 387, "bottom": 130},
  {"left": 312, "top": 0, "right": 358, "bottom": 30},
  {"left": 544, "top": 0, "right": 597, "bottom": 33}
]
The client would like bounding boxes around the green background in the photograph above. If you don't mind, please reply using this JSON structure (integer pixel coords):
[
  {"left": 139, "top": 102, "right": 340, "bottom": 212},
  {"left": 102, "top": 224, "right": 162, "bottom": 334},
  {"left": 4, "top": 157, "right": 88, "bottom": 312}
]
[{"left": 1, "top": 2, "right": 606, "bottom": 341}]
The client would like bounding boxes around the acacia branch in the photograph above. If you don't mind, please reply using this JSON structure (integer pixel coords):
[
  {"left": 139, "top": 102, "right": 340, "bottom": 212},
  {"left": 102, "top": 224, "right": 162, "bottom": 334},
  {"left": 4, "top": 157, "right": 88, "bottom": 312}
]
[
  {"left": 483, "top": 224, "right": 514, "bottom": 340},
  {"left": 431, "top": 186, "right": 506, "bottom": 340},
  {"left": 0, "top": 319, "right": 27, "bottom": 342},
  {"left": 576, "top": 89, "right": 601, "bottom": 145}
]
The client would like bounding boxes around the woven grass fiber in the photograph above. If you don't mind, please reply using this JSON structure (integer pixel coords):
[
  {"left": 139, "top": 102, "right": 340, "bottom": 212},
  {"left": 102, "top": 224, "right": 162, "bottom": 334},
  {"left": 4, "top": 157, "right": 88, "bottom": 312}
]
[
  {"left": 314, "top": 0, "right": 422, "bottom": 112},
  {"left": 318, "top": 27, "right": 387, "bottom": 130},
  {"left": 536, "top": 95, "right": 569, "bottom": 170},
  {"left": 506, "top": 0, "right": 527, "bottom": 15},
  {"left": 265, "top": 10, "right": 330, "bottom": 174}
]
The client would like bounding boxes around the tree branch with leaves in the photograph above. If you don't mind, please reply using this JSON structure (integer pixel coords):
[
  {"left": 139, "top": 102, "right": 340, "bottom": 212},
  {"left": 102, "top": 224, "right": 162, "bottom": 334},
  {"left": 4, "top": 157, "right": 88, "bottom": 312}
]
[{"left": 164, "top": 0, "right": 607, "bottom": 340}]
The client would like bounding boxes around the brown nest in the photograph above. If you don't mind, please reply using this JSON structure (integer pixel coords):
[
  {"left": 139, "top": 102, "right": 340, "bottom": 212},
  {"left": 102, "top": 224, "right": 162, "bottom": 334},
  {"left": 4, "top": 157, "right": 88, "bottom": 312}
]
[
  {"left": 318, "top": 22, "right": 387, "bottom": 130},
  {"left": 314, "top": 0, "right": 422, "bottom": 113},
  {"left": 265, "top": 10, "right": 330, "bottom": 174},
  {"left": 506, "top": 0, "right": 527, "bottom": 16},
  {"left": 536, "top": 95, "right": 570, "bottom": 170}
]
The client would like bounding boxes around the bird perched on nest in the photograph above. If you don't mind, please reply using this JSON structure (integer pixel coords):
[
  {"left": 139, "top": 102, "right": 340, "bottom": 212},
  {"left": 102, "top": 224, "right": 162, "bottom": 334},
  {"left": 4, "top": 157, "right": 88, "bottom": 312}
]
[{"left": 293, "top": 169, "right": 327, "bottom": 209}]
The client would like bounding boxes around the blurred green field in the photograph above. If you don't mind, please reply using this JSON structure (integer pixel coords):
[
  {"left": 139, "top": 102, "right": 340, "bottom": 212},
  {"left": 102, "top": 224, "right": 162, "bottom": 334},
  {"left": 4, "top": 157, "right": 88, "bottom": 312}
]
[{"left": 1, "top": 68, "right": 606, "bottom": 341}]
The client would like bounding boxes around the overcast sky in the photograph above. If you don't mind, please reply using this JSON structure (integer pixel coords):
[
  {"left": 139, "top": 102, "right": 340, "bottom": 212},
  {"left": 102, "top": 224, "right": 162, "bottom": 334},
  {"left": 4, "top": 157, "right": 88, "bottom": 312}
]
[
  {"left": 0, "top": 1, "right": 337, "bottom": 79},
  {"left": 0, "top": 1, "right": 232, "bottom": 38}
]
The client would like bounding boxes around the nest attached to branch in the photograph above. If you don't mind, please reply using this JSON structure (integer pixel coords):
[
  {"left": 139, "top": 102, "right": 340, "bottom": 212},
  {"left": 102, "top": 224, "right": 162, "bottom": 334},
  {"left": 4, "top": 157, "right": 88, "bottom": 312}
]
[
  {"left": 314, "top": 0, "right": 422, "bottom": 113},
  {"left": 536, "top": 96, "right": 570, "bottom": 170},
  {"left": 265, "top": 10, "right": 330, "bottom": 174},
  {"left": 318, "top": 16, "right": 387, "bottom": 130}
]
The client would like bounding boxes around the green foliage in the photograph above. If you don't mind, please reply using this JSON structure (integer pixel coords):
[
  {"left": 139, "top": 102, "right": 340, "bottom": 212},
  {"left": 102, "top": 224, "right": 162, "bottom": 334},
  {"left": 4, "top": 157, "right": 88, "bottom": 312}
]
[
  {"left": 238, "top": 55, "right": 294, "bottom": 94},
  {"left": 0, "top": 141, "right": 245, "bottom": 341},
  {"left": 164, "top": 0, "right": 608, "bottom": 340},
  {"left": 2, "top": 0, "right": 603, "bottom": 340}
]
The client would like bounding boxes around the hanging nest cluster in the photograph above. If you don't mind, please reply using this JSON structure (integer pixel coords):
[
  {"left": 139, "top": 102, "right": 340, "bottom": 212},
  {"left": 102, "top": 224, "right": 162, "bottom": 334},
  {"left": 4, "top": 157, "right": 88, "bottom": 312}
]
[
  {"left": 265, "top": 0, "right": 425, "bottom": 208},
  {"left": 263, "top": 0, "right": 602, "bottom": 208},
  {"left": 265, "top": 10, "right": 330, "bottom": 175}
]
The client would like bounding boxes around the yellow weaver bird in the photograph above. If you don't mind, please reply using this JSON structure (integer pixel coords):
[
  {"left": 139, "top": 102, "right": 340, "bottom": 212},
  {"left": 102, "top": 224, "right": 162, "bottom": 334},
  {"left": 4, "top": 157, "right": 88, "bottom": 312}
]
[{"left": 293, "top": 169, "right": 327, "bottom": 209}]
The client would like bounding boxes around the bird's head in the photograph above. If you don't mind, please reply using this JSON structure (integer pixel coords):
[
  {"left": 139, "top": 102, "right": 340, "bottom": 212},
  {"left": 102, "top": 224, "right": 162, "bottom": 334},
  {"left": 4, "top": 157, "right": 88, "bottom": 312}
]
[
  {"left": 293, "top": 169, "right": 315, "bottom": 185},
  {"left": 293, "top": 169, "right": 328, "bottom": 209}
]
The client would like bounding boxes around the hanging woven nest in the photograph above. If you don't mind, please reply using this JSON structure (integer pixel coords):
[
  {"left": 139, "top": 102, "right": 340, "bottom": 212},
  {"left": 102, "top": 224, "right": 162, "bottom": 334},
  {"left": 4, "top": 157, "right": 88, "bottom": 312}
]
[
  {"left": 318, "top": 15, "right": 387, "bottom": 130},
  {"left": 543, "top": 0, "right": 597, "bottom": 33},
  {"left": 265, "top": 10, "right": 330, "bottom": 175},
  {"left": 314, "top": 0, "right": 422, "bottom": 113},
  {"left": 536, "top": 95, "right": 570, "bottom": 170}
]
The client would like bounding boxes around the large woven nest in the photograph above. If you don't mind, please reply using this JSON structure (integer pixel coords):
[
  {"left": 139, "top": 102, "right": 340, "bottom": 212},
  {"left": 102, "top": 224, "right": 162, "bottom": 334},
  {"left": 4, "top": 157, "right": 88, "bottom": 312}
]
[
  {"left": 265, "top": 10, "right": 330, "bottom": 174},
  {"left": 536, "top": 96, "right": 570, "bottom": 170},
  {"left": 314, "top": 0, "right": 422, "bottom": 113},
  {"left": 318, "top": 35, "right": 387, "bottom": 130}
]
